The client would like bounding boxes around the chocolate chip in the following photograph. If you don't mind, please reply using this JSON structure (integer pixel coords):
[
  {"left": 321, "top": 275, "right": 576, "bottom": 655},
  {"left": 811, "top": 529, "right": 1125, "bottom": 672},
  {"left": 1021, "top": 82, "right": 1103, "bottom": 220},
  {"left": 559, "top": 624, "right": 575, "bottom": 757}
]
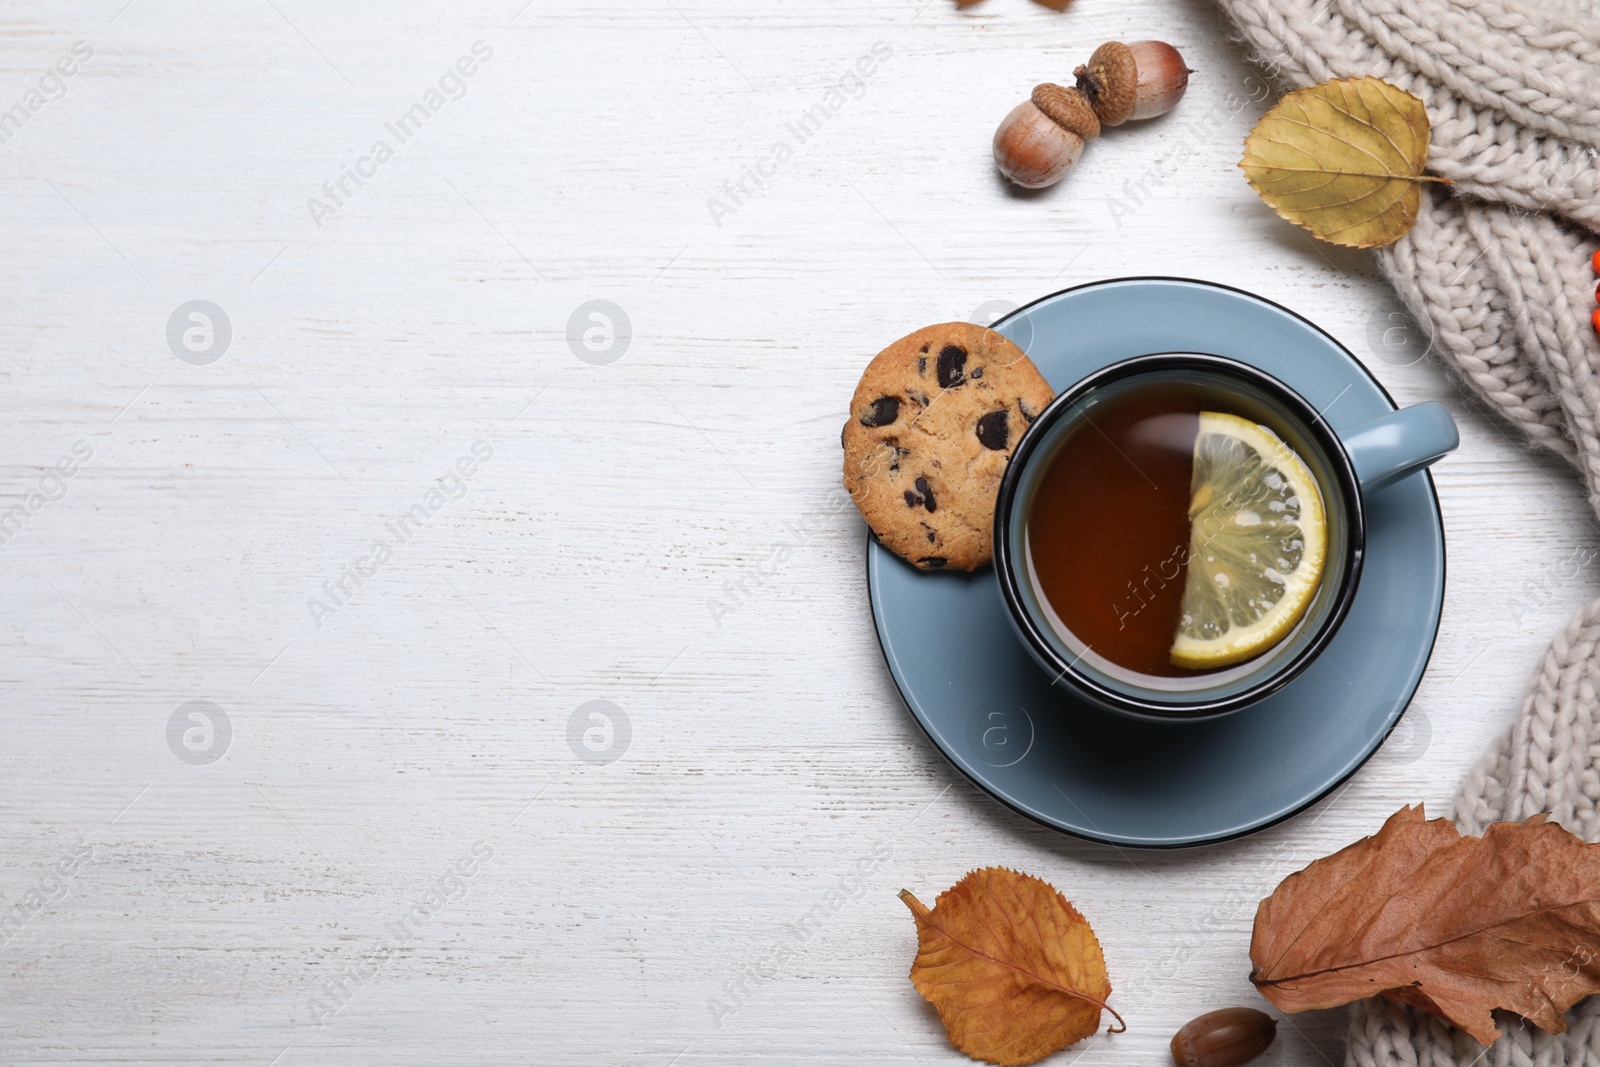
[
  {"left": 903, "top": 476, "right": 937, "bottom": 512},
  {"left": 859, "top": 395, "right": 900, "bottom": 427},
  {"left": 918, "top": 556, "right": 947, "bottom": 569},
  {"left": 1019, "top": 399, "right": 1040, "bottom": 423},
  {"left": 971, "top": 367, "right": 983, "bottom": 379},
  {"left": 937, "top": 345, "right": 967, "bottom": 388},
  {"left": 909, "top": 390, "right": 929, "bottom": 406},
  {"left": 917, "top": 356, "right": 926, "bottom": 376},
  {"left": 976, "top": 410, "right": 1009, "bottom": 450},
  {"left": 919, "top": 343, "right": 930, "bottom": 354}
]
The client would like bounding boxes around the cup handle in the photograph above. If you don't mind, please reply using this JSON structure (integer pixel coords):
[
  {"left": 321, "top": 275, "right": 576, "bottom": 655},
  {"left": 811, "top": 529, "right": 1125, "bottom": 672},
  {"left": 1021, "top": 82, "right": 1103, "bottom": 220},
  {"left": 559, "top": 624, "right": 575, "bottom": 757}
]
[{"left": 1340, "top": 402, "right": 1459, "bottom": 494}]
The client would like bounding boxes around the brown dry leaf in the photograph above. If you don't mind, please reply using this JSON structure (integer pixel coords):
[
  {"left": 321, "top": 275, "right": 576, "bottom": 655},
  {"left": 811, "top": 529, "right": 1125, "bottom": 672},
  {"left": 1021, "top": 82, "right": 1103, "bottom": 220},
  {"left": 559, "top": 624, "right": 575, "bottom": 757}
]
[
  {"left": 901, "top": 867, "right": 1123, "bottom": 1066},
  {"left": 1250, "top": 805, "right": 1600, "bottom": 1044},
  {"left": 1239, "top": 77, "right": 1449, "bottom": 249}
]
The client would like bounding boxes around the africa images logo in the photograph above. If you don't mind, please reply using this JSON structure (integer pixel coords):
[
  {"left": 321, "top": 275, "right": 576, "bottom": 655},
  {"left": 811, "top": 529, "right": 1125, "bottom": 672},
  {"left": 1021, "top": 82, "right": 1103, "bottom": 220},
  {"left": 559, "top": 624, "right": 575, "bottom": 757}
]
[
  {"left": 307, "top": 41, "right": 494, "bottom": 228},
  {"left": 0, "top": 41, "right": 93, "bottom": 148},
  {"left": 307, "top": 440, "right": 493, "bottom": 628},
  {"left": 705, "top": 41, "right": 893, "bottom": 227}
]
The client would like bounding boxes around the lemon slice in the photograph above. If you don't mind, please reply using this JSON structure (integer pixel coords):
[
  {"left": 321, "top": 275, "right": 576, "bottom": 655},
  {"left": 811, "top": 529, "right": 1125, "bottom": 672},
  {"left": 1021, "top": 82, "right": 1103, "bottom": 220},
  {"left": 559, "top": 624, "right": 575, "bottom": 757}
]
[{"left": 1170, "top": 412, "right": 1327, "bottom": 669}]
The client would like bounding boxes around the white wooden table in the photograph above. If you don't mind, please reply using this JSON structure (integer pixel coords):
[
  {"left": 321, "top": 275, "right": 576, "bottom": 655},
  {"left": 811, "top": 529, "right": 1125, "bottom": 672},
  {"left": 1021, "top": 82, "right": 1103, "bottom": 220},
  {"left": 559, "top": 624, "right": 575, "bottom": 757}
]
[{"left": 3, "top": 1, "right": 1594, "bottom": 1064}]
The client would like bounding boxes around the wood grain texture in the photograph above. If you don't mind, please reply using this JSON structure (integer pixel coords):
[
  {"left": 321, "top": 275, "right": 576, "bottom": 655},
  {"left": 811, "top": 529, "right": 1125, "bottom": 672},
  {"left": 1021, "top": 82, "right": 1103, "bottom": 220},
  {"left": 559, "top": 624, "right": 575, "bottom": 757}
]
[{"left": 2, "top": 0, "right": 1596, "bottom": 1064}]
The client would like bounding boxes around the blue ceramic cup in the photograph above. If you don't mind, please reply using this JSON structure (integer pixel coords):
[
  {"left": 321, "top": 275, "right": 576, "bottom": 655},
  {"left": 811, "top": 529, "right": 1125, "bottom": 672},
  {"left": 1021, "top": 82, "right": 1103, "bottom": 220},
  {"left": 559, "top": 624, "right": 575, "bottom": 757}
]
[{"left": 993, "top": 353, "right": 1458, "bottom": 722}]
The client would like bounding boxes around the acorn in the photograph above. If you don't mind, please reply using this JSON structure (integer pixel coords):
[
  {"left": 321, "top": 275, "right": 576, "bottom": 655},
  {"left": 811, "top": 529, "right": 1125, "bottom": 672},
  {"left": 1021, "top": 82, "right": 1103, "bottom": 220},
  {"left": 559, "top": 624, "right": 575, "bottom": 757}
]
[
  {"left": 1170, "top": 1007, "right": 1277, "bottom": 1067},
  {"left": 992, "top": 83, "right": 1100, "bottom": 189},
  {"left": 1075, "top": 40, "right": 1192, "bottom": 126},
  {"left": 992, "top": 41, "right": 1191, "bottom": 189}
]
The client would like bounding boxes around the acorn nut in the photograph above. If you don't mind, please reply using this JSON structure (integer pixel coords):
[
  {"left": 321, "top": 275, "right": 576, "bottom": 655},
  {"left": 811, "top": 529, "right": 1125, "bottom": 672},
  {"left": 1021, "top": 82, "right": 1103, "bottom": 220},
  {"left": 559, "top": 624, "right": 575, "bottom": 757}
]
[
  {"left": 1075, "top": 40, "right": 1192, "bottom": 126},
  {"left": 993, "top": 84, "right": 1100, "bottom": 189},
  {"left": 1170, "top": 1007, "right": 1278, "bottom": 1067},
  {"left": 993, "top": 40, "right": 1192, "bottom": 188}
]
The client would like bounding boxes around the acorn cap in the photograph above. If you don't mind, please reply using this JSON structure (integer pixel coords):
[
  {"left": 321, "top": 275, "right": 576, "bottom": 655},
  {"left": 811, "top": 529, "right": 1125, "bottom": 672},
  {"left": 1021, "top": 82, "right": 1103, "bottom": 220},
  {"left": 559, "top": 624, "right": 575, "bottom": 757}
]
[
  {"left": 1030, "top": 83, "right": 1101, "bottom": 141},
  {"left": 1074, "top": 40, "right": 1137, "bottom": 126}
]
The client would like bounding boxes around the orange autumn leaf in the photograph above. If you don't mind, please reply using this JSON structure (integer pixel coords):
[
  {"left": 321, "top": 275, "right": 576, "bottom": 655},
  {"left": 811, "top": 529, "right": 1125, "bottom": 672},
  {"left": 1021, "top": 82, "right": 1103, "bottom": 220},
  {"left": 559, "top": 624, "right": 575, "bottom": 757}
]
[
  {"left": 1250, "top": 805, "right": 1600, "bottom": 1045},
  {"left": 901, "top": 867, "right": 1123, "bottom": 1066}
]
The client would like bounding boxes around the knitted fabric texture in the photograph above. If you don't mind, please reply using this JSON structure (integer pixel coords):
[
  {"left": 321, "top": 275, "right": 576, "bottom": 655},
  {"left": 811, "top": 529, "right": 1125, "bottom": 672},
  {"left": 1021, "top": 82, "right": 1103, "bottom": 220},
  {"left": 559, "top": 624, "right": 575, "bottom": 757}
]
[{"left": 1209, "top": 0, "right": 1600, "bottom": 1064}]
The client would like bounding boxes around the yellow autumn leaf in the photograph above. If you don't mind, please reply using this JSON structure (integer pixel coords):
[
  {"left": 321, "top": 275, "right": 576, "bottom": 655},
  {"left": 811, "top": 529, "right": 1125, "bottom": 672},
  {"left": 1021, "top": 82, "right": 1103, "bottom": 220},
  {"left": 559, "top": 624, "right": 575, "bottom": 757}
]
[{"left": 1240, "top": 76, "right": 1450, "bottom": 249}]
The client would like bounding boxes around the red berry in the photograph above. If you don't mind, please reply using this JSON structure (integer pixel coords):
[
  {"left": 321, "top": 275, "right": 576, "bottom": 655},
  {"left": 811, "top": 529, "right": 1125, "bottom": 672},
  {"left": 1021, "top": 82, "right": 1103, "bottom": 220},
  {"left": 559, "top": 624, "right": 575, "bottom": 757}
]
[
  {"left": 1593, "top": 248, "right": 1600, "bottom": 273},
  {"left": 1593, "top": 308, "right": 1600, "bottom": 336}
]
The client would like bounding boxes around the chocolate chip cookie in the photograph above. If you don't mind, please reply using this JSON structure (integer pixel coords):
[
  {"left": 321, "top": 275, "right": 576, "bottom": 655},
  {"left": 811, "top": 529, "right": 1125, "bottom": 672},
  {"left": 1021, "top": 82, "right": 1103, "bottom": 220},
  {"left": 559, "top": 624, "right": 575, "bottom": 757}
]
[{"left": 842, "top": 322, "right": 1054, "bottom": 571}]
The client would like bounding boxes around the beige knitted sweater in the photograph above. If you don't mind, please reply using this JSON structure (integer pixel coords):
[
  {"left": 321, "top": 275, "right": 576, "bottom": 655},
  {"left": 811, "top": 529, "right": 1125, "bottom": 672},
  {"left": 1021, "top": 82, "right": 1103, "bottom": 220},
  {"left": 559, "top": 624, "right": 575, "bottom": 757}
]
[{"left": 1208, "top": 0, "right": 1600, "bottom": 1063}]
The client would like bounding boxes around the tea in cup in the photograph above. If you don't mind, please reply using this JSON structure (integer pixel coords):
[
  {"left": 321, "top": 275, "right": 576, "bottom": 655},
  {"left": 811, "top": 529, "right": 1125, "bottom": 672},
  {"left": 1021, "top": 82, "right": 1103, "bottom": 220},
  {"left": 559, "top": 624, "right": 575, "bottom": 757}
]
[{"left": 994, "top": 353, "right": 1457, "bottom": 720}]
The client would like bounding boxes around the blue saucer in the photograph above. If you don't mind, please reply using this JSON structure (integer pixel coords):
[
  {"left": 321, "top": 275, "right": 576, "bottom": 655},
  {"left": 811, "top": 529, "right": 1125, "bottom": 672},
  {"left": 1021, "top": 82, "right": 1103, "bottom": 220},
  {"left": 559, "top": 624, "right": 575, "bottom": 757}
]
[{"left": 867, "top": 278, "right": 1445, "bottom": 848}]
